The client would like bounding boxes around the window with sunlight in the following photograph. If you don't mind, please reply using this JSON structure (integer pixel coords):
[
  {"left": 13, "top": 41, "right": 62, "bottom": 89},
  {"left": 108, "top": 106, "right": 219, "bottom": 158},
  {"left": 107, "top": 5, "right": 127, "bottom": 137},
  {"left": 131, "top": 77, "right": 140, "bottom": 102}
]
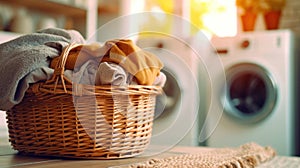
[
  {"left": 190, "top": 0, "right": 237, "bottom": 37},
  {"left": 134, "top": 0, "right": 237, "bottom": 37}
]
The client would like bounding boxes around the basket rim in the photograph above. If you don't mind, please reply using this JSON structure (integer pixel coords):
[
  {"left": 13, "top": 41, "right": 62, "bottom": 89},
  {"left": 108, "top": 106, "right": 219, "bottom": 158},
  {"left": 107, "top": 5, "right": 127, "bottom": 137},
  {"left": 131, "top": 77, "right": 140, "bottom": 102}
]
[{"left": 30, "top": 82, "right": 163, "bottom": 96}]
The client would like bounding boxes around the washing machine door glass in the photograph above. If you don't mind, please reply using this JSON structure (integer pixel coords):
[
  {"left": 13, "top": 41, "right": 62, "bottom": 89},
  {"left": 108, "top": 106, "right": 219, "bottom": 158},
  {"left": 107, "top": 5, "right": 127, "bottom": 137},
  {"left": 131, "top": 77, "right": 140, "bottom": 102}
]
[
  {"left": 154, "top": 69, "right": 181, "bottom": 119},
  {"left": 224, "top": 63, "right": 277, "bottom": 123}
]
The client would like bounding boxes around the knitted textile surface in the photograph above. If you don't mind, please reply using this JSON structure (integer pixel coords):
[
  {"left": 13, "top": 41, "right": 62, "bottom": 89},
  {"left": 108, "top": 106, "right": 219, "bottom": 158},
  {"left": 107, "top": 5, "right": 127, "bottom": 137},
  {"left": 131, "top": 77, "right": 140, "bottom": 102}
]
[{"left": 127, "top": 143, "right": 276, "bottom": 168}]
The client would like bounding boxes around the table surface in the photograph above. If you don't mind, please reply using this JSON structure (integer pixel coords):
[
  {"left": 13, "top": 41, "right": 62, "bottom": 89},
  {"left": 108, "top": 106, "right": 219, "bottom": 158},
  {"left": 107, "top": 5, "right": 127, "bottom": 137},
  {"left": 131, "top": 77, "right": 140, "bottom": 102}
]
[{"left": 1, "top": 145, "right": 300, "bottom": 168}]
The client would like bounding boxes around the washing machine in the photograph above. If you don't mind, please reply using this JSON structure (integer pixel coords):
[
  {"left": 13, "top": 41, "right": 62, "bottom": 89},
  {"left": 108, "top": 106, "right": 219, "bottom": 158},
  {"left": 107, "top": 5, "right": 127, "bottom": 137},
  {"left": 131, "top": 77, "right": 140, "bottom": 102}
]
[
  {"left": 207, "top": 30, "right": 300, "bottom": 156},
  {"left": 136, "top": 33, "right": 210, "bottom": 149}
]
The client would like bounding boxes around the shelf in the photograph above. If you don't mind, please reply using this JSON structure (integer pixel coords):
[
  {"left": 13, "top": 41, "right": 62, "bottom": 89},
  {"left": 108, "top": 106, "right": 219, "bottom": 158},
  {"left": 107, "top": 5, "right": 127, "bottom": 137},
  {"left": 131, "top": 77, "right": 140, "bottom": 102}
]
[
  {"left": 98, "top": 5, "right": 119, "bottom": 15},
  {"left": 0, "top": 0, "right": 86, "bottom": 17}
]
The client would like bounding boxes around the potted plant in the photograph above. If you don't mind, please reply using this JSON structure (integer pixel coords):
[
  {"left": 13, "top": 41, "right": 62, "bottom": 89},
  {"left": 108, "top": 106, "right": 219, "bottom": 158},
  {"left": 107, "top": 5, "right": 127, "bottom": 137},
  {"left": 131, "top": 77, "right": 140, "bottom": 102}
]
[
  {"left": 261, "top": 0, "right": 286, "bottom": 30},
  {"left": 236, "top": 0, "right": 262, "bottom": 31}
]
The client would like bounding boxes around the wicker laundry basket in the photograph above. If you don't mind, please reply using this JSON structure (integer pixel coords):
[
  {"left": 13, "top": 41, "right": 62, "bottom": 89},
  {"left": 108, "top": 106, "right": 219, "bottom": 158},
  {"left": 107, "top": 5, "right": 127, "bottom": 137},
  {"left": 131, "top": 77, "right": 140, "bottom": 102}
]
[{"left": 6, "top": 44, "right": 162, "bottom": 159}]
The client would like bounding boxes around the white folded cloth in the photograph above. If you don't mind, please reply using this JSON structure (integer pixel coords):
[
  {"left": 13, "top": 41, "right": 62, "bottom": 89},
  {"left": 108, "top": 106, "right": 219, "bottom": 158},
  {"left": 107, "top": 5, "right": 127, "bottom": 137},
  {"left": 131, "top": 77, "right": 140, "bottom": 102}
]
[
  {"left": 73, "top": 61, "right": 166, "bottom": 87},
  {"left": 72, "top": 59, "right": 99, "bottom": 85},
  {"left": 95, "top": 62, "right": 128, "bottom": 86},
  {"left": 153, "top": 72, "right": 167, "bottom": 87},
  {"left": 72, "top": 61, "right": 129, "bottom": 86}
]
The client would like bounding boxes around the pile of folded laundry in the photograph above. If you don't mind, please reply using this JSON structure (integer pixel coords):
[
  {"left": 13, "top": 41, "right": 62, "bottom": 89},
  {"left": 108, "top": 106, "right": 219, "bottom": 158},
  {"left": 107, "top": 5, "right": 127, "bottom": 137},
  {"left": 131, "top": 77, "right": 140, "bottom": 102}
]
[{"left": 0, "top": 28, "right": 166, "bottom": 111}]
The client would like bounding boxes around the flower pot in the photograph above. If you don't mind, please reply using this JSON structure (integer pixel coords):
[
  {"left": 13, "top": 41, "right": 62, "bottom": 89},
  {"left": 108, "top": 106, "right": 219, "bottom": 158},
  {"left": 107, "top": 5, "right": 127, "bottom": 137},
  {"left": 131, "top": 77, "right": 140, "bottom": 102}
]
[
  {"left": 241, "top": 12, "right": 257, "bottom": 31},
  {"left": 264, "top": 10, "right": 282, "bottom": 30}
]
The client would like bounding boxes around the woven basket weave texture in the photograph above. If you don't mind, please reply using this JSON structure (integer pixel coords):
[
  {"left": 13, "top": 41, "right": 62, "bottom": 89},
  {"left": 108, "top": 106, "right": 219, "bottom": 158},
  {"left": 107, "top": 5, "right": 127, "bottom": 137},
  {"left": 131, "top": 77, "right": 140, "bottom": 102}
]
[{"left": 7, "top": 43, "right": 162, "bottom": 159}]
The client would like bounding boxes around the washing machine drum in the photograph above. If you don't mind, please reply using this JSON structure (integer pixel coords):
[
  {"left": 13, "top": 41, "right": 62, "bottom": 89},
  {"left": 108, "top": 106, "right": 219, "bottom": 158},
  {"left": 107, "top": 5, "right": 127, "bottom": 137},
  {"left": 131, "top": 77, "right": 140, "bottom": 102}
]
[{"left": 224, "top": 63, "right": 277, "bottom": 123}]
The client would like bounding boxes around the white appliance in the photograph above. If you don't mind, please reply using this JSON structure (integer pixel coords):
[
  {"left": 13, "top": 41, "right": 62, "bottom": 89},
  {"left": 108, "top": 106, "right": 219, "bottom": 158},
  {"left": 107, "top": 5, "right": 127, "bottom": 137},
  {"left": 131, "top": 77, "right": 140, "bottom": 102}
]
[
  {"left": 207, "top": 30, "right": 300, "bottom": 156},
  {"left": 0, "top": 32, "right": 20, "bottom": 146},
  {"left": 136, "top": 33, "right": 210, "bottom": 148}
]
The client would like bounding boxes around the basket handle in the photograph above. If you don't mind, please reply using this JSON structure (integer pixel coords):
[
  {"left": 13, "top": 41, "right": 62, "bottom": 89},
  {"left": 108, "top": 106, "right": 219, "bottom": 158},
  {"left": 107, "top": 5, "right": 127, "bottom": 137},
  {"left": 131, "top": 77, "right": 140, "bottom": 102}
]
[{"left": 46, "top": 43, "right": 82, "bottom": 93}]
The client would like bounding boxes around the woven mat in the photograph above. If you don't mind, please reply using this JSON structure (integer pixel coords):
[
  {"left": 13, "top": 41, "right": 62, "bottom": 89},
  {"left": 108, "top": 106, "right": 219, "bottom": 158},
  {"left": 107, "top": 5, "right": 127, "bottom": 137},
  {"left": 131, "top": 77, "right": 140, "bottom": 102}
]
[{"left": 126, "top": 143, "right": 276, "bottom": 168}]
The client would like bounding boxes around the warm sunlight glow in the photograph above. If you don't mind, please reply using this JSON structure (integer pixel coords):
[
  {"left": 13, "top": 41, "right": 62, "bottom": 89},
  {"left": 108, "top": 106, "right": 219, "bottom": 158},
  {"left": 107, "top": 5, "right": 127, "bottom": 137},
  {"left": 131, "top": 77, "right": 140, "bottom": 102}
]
[
  {"left": 190, "top": 0, "right": 237, "bottom": 37},
  {"left": 132, "top": 0, "right": 237, "bottom": 37}
]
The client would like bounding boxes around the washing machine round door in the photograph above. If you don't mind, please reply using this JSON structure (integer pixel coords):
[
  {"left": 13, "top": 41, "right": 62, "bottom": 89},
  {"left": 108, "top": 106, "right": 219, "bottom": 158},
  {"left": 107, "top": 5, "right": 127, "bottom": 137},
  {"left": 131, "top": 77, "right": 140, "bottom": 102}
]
[{"left": 224, "top": 63, "right": 277, "bottom": 123}]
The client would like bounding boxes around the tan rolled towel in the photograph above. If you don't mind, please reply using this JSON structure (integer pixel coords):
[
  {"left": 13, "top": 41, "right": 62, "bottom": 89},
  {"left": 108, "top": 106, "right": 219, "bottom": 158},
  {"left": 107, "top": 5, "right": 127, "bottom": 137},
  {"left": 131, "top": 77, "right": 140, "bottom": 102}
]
[
  {"left": 50, "top": 42, "right": 106, "bottom": 70},
  {"left": 127, "top": 142, "right": 276, "bottom": 168}
]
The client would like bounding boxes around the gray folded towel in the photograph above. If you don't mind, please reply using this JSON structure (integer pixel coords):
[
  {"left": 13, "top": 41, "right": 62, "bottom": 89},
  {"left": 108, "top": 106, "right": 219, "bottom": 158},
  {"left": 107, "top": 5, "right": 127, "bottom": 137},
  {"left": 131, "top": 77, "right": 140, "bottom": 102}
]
[{"left": 0, "top": 28, "right": 85, "bottom": 111}]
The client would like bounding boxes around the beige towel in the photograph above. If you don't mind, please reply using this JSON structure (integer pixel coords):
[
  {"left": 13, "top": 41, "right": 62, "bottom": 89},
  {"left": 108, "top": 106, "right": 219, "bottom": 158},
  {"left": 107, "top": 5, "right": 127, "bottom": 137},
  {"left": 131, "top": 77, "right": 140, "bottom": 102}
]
[
  {"left": 102, "top": 39, "right": 163, "bottom": 85},
  {"left": 127, "top": 143, "right": 276, "bottom": 168}
]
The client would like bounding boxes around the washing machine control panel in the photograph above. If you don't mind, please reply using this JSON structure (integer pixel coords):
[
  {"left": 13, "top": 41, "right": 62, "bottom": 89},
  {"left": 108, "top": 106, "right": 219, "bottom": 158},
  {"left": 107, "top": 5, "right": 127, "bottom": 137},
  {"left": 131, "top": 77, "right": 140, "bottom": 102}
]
[
  {"left": 240, "top": 39, "right": 251, "bottom": 49},
  {"left": 212, "top": 37, "right": 254, "bottom": 57}
]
